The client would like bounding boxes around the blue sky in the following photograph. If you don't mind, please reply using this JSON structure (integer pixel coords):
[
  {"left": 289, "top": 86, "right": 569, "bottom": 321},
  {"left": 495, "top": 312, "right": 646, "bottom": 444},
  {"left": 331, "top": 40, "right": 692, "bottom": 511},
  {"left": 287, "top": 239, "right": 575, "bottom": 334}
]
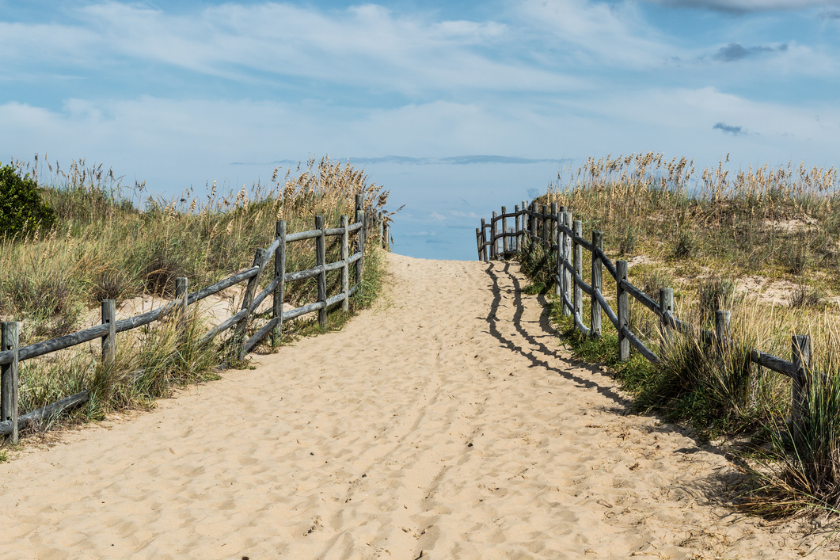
[{"left": 2, "top": 0, "right": 839, "bottom": 259}]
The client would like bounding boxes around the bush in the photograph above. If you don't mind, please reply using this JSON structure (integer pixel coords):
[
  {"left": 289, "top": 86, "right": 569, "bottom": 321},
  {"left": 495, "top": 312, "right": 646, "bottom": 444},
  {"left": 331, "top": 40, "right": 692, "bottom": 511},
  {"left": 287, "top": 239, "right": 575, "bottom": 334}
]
[{"left": 0, "top": 164, "right": 56, "bottom": 237}]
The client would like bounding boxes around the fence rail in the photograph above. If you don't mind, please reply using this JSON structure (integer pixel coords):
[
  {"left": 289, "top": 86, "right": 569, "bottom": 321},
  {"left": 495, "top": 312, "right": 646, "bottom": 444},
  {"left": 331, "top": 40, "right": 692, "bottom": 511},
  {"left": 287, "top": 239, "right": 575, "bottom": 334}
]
[
  {"left": 478, "top": 202, "right": 815, "bottom": 426},
  {"left": 0, "top": 194, "right": 390, "bottom": 442}
]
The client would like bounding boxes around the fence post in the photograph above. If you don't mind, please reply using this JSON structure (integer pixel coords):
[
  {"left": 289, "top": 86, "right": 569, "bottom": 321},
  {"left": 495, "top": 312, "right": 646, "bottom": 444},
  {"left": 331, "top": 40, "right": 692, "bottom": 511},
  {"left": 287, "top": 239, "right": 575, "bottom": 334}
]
[
  {"left": 550, "top": 203, "right": 558, "bottom": 251},
  {"left": 273, "top": 220, "right": 287, "bottom": 341},
  {"left": 341, "top": 215, "right": 350, "bottom": 312},
  {"left": 101, "top": 299, "right": 116, "bottom": 364},
  {"left": 617, "top": 260, "right": 629, "bottom": 361},
  {"left": 563, "top": 211, "right": 573, "bottom": 316},
  {"left": 491, "top": 211, "right": 498, "bottom": 260},
  {"left": 791, "top": 334, "right": 812, "bottom": 432},
  {"left": 355, "top": 195, "right": 365, "bottom": 285},
  {"left": 383, "top": 220, "right": 390, "bottom": 251},
  {"left": 175, "top": 277, "right": 189, "bottom": 323},
  {"left": 521, "top": 200, "right": 528, "bottom": 246},
  {"left": 715, "top": 310, "right": 731, "bottom": 352},
  {"left": 501, "top": 206, "right": 509, "bottom": 256},
  {"left": 554, "top": 210, "right": 563, "bottom": 298},
  {"left": 541, "top": 205, "right": 549, "bottom": 246},
  {"left": 1, "top": 322, "right": 19, "bottom": 444},
  {"left": 530, "top": 202, "right": 537, "bottom": 238},
  {"left": 476, "top": 228, "right": 482, "bottom": 261},
  {"left": 316, "top": 215, "right": 327, "bottom": 327},
  {"left": 591, "top": 230, "right": 603, "bottom": 338},
  {"left": 513, "top": 205, "right": 520, "bottom": 253},
  {"left": 573, "top": 220, "right": 583, "bottom": 324},
  {"left": 659, "top": 287, "right": 673, "bottom": 348}
]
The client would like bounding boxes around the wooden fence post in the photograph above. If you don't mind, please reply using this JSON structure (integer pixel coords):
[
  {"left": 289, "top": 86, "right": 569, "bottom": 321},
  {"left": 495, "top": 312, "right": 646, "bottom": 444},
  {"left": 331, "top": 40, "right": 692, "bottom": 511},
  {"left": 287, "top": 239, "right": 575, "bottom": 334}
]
[
  {"left": 521, "top": 200, "right": 528, "bottom": 246},
  {"left": 530, "top": 202, "right": 537, "bottom": 238},
  {"left": 316, "top": 215, "right": 327, "bottom": 327},
  {"left": 715, "top": 310, "right": 731, "bottom": 352},
  {"left": 617, "top": 260, "right": 629, "bottom": 361},
  {"left": 501, "top": 206, "right": 509, "bottom": 256},
  {"left": 791, "top": 334, "right": 812, "bottom": 431},
  {"left": 383, "top": 220, "right": 390, "bottom": 251},
  {"left": 101, "top": 299, "right": 116, "bottom": 364},
  {"left": 341, "top": 215, "right": 350, "bottom": 312},
  {"left": 659, "top": 287, "right": 673, "bottom": 347},
  {"left": 554, "top": 210, "right": 563, "bottom": 298},
  {"left": 480, "top": 219, "right": 487, "bottom": 261},
  {"left": 378, "top": 212, "right": 385, "bottom": 248},
  {"left": 491, "top": 211, "right": 498, "bottom": 260},
  {"left": 573, "top": 220, "right": 583, "bottom": 323},
  {"left": 273, "top": 220, "right": 287, "bottom": 341},
  {"left": 476, "top": 228, "right": 482, "bottom": 261},
  {"left": 591, "top": 230, "right": 603, "bottom": 338},
  {"left": 563, "top": 211, "right": 573, "bottom": 316},
  {"left": 512, "top": 205, "right": 520, "bottom": 253},
  {"left": 541, "top": 205, "right": 549, "bottom": 246},
  {"left": 1, "top": 322, "right": 19, "bottom": 443},
  {"left": 550, "top": 203, "right": 558, "bottom": 251},
  {"left": 175, "top": 277, "right": 188, "bottom": 323},
  {"left": 355, "top": 195, "right": 365, "bottom": 285}
]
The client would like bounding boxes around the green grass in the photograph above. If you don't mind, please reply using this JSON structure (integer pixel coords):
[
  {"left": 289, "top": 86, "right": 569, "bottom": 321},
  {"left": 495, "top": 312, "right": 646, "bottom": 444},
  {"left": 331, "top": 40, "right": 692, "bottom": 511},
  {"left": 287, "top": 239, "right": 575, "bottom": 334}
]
[
  {"left": 1, "top": 156, "right": 392, "bottom": 440},
  {"left": 517, "top": 152, "right": 840, "bottom": 517}
]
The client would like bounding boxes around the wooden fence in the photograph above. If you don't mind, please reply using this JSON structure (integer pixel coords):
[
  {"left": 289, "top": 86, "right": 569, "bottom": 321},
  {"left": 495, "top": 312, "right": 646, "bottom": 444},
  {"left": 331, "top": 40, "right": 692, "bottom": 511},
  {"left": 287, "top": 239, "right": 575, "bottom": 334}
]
[
  {"left": 0, "top": 194, "right": 389, "bottom": 443},
  {"left": 478, "top": 201, "right": 814, "bottom": 425}
]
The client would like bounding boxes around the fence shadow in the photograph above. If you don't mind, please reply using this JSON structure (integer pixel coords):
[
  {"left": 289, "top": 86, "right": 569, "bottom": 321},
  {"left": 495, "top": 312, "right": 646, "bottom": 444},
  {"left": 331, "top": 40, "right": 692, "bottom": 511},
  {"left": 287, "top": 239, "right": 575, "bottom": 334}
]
[{"left": 483, "top": 259, "right": 752, "bottom": 510}]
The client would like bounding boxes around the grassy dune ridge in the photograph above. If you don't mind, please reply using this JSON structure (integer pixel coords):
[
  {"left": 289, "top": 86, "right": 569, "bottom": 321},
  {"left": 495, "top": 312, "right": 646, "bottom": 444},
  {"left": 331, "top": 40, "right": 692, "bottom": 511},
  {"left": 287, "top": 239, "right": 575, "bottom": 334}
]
[
  {"left": 0, "top": 155, "right": 390, "bottom": 436},
  {"left": 521, "top": 152, "right": 840, "bottom": 517}
]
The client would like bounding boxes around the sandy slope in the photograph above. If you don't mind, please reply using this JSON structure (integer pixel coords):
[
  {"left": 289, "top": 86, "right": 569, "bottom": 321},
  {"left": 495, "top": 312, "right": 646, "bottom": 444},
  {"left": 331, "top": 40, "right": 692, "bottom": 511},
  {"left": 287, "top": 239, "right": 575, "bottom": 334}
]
[{"left": 0, "top": 254, "right": 836, "bottom": 559}]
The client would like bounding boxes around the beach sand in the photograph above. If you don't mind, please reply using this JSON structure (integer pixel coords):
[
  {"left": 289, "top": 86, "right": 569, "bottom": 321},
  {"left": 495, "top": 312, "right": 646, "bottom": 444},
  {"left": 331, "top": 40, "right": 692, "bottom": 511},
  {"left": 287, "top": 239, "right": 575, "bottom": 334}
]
[{"left": 0, "top": 254, "right": 835, "bottom": 559}]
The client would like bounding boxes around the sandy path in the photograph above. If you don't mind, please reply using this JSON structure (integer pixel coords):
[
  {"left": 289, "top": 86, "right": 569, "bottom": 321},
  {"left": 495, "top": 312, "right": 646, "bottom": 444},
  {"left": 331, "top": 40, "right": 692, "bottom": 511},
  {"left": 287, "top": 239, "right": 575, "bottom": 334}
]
[{"left": 0, "top": 255, "right": 835, "bottom": 559}]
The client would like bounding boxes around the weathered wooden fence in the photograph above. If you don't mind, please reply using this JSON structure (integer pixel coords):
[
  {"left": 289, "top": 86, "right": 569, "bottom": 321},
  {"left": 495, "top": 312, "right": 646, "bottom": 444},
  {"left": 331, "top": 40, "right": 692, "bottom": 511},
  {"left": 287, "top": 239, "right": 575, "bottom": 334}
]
[
  {"left": 0, "top": 194, "right": 389, "bottom": 443},
  {"left": 478, "top": 201, "right": 814, "bottom": 424}
]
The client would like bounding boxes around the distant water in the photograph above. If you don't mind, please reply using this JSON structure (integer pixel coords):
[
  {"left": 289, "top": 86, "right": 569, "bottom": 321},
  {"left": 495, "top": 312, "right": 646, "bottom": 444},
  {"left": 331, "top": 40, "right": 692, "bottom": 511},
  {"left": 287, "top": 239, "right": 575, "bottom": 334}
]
[{"left": 363, "top": 160, "right": 563, "bottom": 261}]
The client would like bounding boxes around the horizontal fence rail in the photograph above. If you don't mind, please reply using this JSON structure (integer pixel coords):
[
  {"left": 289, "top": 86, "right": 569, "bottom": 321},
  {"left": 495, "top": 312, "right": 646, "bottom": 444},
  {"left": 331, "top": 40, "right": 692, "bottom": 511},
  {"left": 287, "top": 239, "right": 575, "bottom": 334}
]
[
  {"left": 478, "top": 202, "right": 817, "bottom": 428},
  {"left": 0, "top": 194, "right": 391, "bottom": 442}
]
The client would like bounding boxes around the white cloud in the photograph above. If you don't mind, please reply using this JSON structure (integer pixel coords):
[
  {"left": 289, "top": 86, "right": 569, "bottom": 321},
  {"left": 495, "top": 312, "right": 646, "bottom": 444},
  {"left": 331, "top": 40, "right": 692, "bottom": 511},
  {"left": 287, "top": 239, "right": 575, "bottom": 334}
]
[{"left": 0, "top": 2, "right": 583, "bottom": 94}]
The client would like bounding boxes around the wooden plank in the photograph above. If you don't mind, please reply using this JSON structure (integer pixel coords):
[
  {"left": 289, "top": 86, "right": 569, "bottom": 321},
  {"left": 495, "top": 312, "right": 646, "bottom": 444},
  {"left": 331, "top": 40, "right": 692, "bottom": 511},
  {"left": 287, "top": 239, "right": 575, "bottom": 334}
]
[
  {"left": 347, "top": 221, "right": 363, "bottom": 233},
  {"left": 186, "top": 267, "right": 259, "bottom": 306},
  {"left": 236, "top": 248, "right": 269, "bottom": 358},
  {"left": 1, "top": 322, "right": 19, "bottom": 442},
  {"left": 621, "top": 326, "right": 660, "bottom": 364},
  {"left": 618, "top": 279, "right": 660, "bottom": 315},
  {"left": 591, "top": 231, "right": 603, "bottom": 338},
  {"left": 0, "top": 389, "right": 89, "bottom": 436},
  {"left": 252, "top": 277, "right": 280, "bottom": 312},
  {"left": 243, "top": 317, "right": 280, "bottom": 354},
  {"left": 617, "top": 260, "right": 629, "bottom": 361},
  {"left": 201, "top": 308, "right": 249, "bottom": 344},
  {"left": 285, "top": 266, "right": 322, "bottom": 283},
  {"left": 750, "top": 349, "right": 797, "bottom": 378},
  {"left": 282, "top": 300, "right": 326, "bottom": 321},
  {"left": 285, "top": 229, "right": 322, "bottom": 243},
  {"left": 501, "top": 206, "right": 509, "bottom": 255},
  {"left": 101, "top": 299, "right": 116, "bottom": 364},
  {"left": 316, "top": 216, "right": 327, "bottom": 327},
  {"left": 341, "top": 216, "right": 350, "bottom": 312},
  {"left": 355, "top": 194, "right": 365, "bottom": 287},
  {"left": 563, "top": 211, "right": 572, "bottom": 317}
]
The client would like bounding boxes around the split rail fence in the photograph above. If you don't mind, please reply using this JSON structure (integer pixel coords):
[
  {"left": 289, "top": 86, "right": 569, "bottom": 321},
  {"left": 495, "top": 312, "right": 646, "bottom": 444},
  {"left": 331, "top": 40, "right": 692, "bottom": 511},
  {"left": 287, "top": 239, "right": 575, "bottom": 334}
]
[
  {"left": 0, "top": 194, "right": 389, "bottom": 443},
  {"left": 477, "top": 201, "right": 815, "bottom": 426}
]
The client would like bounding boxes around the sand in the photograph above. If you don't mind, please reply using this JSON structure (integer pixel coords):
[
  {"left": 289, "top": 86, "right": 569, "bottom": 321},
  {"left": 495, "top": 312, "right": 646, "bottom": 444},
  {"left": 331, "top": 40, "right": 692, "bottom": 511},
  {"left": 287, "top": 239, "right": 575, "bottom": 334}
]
[{"left": 0, "top": 254, "right": 836, "bottom": 559}]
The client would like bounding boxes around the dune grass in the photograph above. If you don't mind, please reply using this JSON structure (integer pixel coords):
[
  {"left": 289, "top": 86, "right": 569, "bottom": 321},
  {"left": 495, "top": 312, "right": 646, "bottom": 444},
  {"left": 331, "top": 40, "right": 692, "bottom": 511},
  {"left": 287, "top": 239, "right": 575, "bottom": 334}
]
[
  {"left": 0, "top": 155, "right": 391, "bottom": 436},
  {"left": 517, "top": 152, "right": 840, "bottom": 517}
]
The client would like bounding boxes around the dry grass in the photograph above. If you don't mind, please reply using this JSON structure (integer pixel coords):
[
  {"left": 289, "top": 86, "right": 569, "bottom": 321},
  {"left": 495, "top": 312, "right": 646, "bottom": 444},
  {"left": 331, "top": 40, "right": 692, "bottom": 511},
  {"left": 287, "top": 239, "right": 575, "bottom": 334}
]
[
  {"left": 0, "top": 155, "right": 391, "bottom": 436},
  {"left": 523, "top": 152, "right": 840, "bottom": 517}
]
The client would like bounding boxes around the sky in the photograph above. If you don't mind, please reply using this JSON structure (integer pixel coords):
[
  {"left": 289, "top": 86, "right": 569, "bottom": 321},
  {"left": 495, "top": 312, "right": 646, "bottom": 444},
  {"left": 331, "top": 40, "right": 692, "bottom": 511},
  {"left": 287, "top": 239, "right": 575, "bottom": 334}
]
[{"left": 2, "top": 0, "right": 840, "bottom": 259}]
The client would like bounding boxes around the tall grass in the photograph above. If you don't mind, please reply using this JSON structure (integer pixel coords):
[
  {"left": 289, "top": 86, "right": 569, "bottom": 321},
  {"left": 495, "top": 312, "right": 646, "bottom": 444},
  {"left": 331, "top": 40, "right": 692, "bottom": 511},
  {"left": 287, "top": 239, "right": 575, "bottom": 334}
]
[
  {"left": 1, "top": 155, "right": 391, "bottom": 435},
  {"left": 524, "top": 153, "right": 840, "bottom": 516}
]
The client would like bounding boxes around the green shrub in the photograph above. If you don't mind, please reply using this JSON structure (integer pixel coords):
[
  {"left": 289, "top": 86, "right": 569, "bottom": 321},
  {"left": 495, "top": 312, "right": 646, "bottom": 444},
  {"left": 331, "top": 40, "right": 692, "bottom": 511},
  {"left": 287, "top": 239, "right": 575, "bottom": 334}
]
[{"left": 0, "top": 164, "right": 56, "bottom": 237}]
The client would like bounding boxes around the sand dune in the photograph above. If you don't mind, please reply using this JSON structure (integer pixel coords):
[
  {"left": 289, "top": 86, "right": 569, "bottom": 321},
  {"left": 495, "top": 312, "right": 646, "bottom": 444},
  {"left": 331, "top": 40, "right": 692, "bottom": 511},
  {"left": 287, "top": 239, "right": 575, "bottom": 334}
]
[{"left": 0, "top": 254, "right": 835, "bottom": 559}]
